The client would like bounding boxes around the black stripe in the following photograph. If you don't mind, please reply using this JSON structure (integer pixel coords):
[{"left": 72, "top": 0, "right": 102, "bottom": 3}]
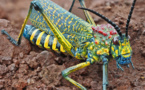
[
  {"left": 56, "top": 40, "right": 60, "bottom": 51},
  {"left": 28, "top": 27, "right": 37, "bottom": 37},
  {"left": 30, "top": 28, "right": 62, "bottom": 52},
  {"left": 48, "top": 35, "right": 53, "bottom": 49},
  {"left": 31, "top": 30, "right": 41, "bottom": 44},
  {"left": 40, "top": 33, "right": 47, "bottom": 48}
]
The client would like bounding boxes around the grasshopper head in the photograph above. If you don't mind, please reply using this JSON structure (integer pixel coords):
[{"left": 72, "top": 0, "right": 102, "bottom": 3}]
[{"left": 110, "top": 34, "right": 134, "bottom": 70}]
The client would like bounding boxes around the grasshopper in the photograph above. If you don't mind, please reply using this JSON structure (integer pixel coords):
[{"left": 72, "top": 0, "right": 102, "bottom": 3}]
[{"left": 1, "top": 0, "right": 136, "bottom": 90}]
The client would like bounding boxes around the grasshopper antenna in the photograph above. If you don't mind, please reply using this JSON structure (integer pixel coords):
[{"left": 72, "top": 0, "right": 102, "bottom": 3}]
[
  {"left": 125, "top": 0, "right": 136, "bottom": 37},
  {"left": 79, "top": 7, "right": 122, "bottom": 37}
]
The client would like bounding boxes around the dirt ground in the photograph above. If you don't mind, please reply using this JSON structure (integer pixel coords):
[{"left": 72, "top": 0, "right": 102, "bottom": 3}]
[{"left": 0, "top": 0, "right": 145, "bottom": 90}]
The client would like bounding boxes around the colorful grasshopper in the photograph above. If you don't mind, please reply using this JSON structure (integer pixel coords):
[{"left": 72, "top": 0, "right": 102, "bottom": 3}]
[{"left": 1, "top": 0, "right": 136, "bottom": 90}]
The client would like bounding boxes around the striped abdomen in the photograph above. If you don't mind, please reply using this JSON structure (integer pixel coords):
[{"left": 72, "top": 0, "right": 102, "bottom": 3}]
[{"left": 23, "top": 25, "right": 66, "bottom": 53}]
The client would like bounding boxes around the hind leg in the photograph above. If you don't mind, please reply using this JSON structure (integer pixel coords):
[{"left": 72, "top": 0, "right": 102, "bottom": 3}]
[{"left": 1, "top": 1, "right": 35, "bottom": 46}]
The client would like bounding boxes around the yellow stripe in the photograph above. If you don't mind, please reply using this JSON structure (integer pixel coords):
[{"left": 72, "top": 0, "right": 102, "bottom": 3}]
[
  {"left": 30, "top": 29, "right": 39, "bottom": 43},
  {"left": 36, "top": 32, "right": 45, "bottom": 47},
  {"left": 60, "top": 45, "right": 65, "bottom": 52},
  {"left": 52, "top": 38, "right": 58, "bottom": 51},
  {"left": 44, "top": 35, "right": 50, "bottom": 49}
]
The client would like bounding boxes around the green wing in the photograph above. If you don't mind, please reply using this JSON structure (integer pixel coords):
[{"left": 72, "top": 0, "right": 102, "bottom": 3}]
[{"left": 29, "top": 0, "right": 93, "bottom": 47}]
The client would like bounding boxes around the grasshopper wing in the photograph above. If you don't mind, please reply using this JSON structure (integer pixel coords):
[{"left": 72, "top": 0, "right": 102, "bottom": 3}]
[{"left": 29, "top": 0, "right": 94, "bottom": 47}]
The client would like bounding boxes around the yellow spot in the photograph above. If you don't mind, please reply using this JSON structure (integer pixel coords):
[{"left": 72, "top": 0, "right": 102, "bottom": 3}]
[
  {"left": 68, "top": 25, "right": 70, "bottom": 28},
  {"left": 72, "top": 25, "right": 75, "bottom": 30},
  {"left": 111, "top": 47, "right": 114, "bottom": 51},
  {"left": 44, "top": 35, "right": 50, "bottom": 49},
  {"left": 30, "top": 29, "right": 39, "bottom": 43},
  {"left": 68, "top": 21, "right": 72, "bottom": 24},
  {"left": 36, "top": 16, "right": 39, "bottom": 21},
  {"left": 126, "top": 41, "right": 130, "bottom": 45},
  {"left": 56, "top": 19, "right": 60, "bottom": 25},
  {"left": 104, "top": 49, "right": 109, "bottom": 53},
  {"left": 97, "top": 50, "right": 102, "bottom": 55},
  {"left": 36, "top": 32, "right": 45, "bottom": 47},
  {"left": 89, "top": 46, "right": 93, "bottom": 50},
  {"left": 127, "top": 48, "right": 131, "bottom": 53},
  {"left": 115, "top": 50, "right": 118, "bottom": 55},
  {"left": 58, "top": 14, "right": 60, "bottom": 17},
  {"left": 122, "top": 43, "right": 125, "bottom": 46},
  {"left": 52, "top": 38, "right": 58, "bottom": 51},
  {"left": 61, "top": 16, "right": 63, "bottom": 19},
  {"left": 121, "top": 49, "right": 126, "bottom": 55},
  {"left": 65, "top": 15, "right": 70, "bottom": 22},
  {"left": 59, "top": 25, "right": 61, "bottom": 28},
  {"left": 60, "top": 45, "right": 65, "bottom": 52},
  {"left": 75, "top": 21, "right": 77, "bottom": 24},
  {"left": 53, "top": 10, "right": 56, "bottom": 14}
]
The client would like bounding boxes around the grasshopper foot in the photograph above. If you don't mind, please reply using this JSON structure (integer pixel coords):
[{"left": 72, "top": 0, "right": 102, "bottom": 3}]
[{"left": 1, "top": 29, "right": 18, "bottom": 46}]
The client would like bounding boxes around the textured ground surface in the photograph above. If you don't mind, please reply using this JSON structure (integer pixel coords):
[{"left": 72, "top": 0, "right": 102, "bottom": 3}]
[{"left": 0, "top": 0, "right": 145, "bottom": 90}]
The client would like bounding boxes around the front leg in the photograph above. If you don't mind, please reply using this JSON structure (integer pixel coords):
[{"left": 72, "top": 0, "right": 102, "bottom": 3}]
[
  {"left": 101, "top": 56, "right": 109, "bottom": 90},
  {"left": 62, "top": 58, "right": 96, "bottom": 90}
]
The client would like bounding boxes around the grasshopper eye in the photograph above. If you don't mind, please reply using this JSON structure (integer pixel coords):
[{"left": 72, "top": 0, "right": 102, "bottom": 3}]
[{"left": 113, "top": 36, "right": 119, "bottom": 45}]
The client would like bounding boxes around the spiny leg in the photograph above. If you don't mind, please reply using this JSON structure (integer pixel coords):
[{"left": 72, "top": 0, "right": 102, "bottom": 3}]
[
  {"left": 30, "top": 1, "right": 75, "bottom": 56},
  {"left": 78, "top": 0, "right": 96, "bottom": 26},
  {"left": 1, "top": 4, "right": 33, "bottom": 46},
  {"left": 62, "top": 58, "right": 95, "bottom": 90},
  {"left": 102, "top": 56, "right": 109, "bottom": 90}
]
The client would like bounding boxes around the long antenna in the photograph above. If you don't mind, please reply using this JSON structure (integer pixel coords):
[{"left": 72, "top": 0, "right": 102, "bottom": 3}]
[
  {"left": 79, "top": 7, "right": 122, "bottom": 37},
  {"left": 126, "top": 0, "right": 136, "bottom": 37}
]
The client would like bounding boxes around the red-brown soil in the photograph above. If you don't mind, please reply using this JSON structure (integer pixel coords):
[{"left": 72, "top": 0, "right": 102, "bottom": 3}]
[{"left": 0, "top": 0, "right": 145, "bottom": 90}]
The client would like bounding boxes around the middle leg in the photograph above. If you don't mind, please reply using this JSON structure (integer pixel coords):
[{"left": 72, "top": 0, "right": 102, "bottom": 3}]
[
  {"left": 62, "top": 58, "right": 96, "bottom": 90},
  {"left": 102, "top": 56, "right": 109, "bottom": 90}
]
